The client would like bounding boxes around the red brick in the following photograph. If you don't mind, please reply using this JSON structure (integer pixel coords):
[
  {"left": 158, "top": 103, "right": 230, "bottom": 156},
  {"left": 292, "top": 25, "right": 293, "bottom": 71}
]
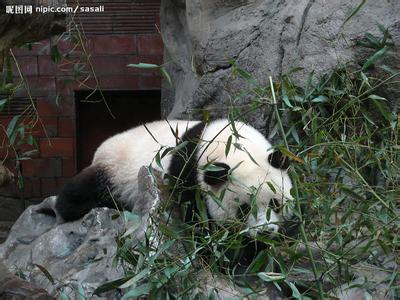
[
  {"left": 99, "top": 75, "right": 139, "bottom": 90},
  {"left": 14, "top": 77, "right": 56, "bottom": 98},
  {"left": 19, "top": 143, "right": 40, "bottom": 159},
  {"left": 36, "top": 96, "right": 74, "bottom": 117},
  {"left": 29, "top": 77, "right": 56, "bottom": 97},
  {"left": 0, "top": 144, "right": 39, "bottom": 161},
  {"left": 56, "top": 78, "right": 96, "bottom": 99},
  {"left": 41, "top": 178, "right": 58, "bottom": 196},
  {"left": 58, "top": 117, "right": 74, "bottom": 137},
  {"left": 139, "top": 76, "right": 162, "bottom": 90},
  {"left": 12, "top": 40, "right": 50, "bottom": 56},
  {"left": 0, "top": 174, "right": 40, "bottom": 198},
  {"left": 38, "top": 56, "right": 55, "bottom": 75},
  {"left": 91, "top": 56, "right": 127, "bottom": 76},
  {"left": 32, "top": 116, "right": 58, "bottom": 137},
  {"left": 37, "top": 56, "right": 74, "bottom": 76},
  {"left": 0, "top": 147, "right": 16, "bottom": 160},
  {"left": 0, "top": 116, "right": 12, "bottom": 123},
  {"left": 11, "top": 56, "right": 38, "bottom": 76},
  {"left": 57, "top": 37, "right": 94, "bottom": 55},
  {"left": 21, "top": 158, "right": 62, "bottom": 177},
  {"left": 62, "top": 158, "right": 76, "bottom": 177},
  {"left": 93, "top": 35, "right": 137, "bottom": 55},
  {"left": 137, "top": 35, "right": 163, "bottom": 56},
  {"left": 37, "top": 99, "right": 61, "bottom": 116},
  {"left": 40, "top": 138, "right": 74, "bottom": 158}
]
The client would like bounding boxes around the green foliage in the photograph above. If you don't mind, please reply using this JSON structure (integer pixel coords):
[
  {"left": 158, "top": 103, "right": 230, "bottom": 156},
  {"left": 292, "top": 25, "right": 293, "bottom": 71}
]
[
  {"left": 357, "top": 25, "right": 396, "bottom": 71},
  {"left": 0, "top": 54, "right": 40, "bottom": 187},
  {"left": 127, "top": 63, "right": 172, "bottom": 86},
  {"left": 274, "top": 67, "right": 398, "bottom": 298},
  {"left": 98, "top": 27, "right": 399, "bottom": 299}
]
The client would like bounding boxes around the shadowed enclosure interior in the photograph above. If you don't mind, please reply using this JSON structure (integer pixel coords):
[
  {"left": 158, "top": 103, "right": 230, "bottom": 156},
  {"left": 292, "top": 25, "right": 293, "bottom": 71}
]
[{"left": 75, "top": 90, "right": 161, "bottom": 171}]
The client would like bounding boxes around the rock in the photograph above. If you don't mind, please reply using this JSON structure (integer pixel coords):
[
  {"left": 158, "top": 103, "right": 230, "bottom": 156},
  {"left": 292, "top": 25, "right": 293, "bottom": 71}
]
[
  {"left": 0, "top": 204, "right": 126, "bottom": 299},
  {"left": 160, "top": 0, "right": 400, "bottom": 130},
  {"left": 0, "top": 167, "right": 169, "bottom": 299},
  {"left": 197, "top": 271, "right": 283, "bottom": 300},
  {"left": 0, "top": 260, "right": 54, "bottom": 299},
  {"left": 130, "top": 167, "right": 163, "bottom": 242}
]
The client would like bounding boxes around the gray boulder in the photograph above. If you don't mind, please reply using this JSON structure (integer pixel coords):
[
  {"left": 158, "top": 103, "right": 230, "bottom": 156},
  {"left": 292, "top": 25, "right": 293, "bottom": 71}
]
[
  {"left": 0, "top": 166, "right": 163, "bottom": 299},
  {"left": 161, "top": 0, "right": 400, "bottom": 130},
  {"left": 0, "top": 203, "right": 126, "bottom": 299}
]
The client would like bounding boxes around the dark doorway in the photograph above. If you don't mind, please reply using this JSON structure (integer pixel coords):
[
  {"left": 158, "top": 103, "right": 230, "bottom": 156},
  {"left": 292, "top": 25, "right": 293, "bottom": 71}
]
[{"left": 75, "top": 90, "right": 161, "bottom": 171}]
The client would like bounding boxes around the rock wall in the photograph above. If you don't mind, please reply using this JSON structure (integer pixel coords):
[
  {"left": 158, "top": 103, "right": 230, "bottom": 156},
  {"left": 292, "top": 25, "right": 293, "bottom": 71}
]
[{"left": 161, "top": 0, "right": 400, "bottom": 131}]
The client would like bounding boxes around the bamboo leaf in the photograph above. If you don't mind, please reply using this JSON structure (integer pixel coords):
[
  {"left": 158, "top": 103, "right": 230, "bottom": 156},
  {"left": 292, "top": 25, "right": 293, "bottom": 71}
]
[
  {"left": 362, "top": 46, "right": 389, "bottom": 70},
  {"left": 6, "top": 115, "right": 19, "bottom": 139},
  {"left": 235, "top": 67, "right": 257, "bottom": 86},
  {"left": 160, "top": 67, "right": 172, "bottom": 85},
  {"left": 257, "top": 272, "right": 286, "bottom": 282},
  {"left": 311, "top": 95, "right": 328, "bottom": 103},
  {"left": 121, "top": 283, "right": 151, "bottom": 299},
  {"left": 50, "top": 45, "right": 61, "bottom": 63},
  {"left": 342, "top": 0, "right": 366, "bottom": 27},
  {"left": 225, "top": 135, "right": 232, "bottom": 157},
  {"left": 119, "top": 269, "right": 149, "bottom": 289},
  {"left": 368, "top": 94, "right": 386, "bottom": 101},
  {"left": 34, "top": 264, "right": 55, "bottom": 285},
  {"left": 0, "top": 99, "right": 8, "bottom": 109},
  {"left": 127, "top": 63, "right": 159, "bottom": 69},
  {"left": 94, "top": 277, "right": 131, "bottom": 295}
]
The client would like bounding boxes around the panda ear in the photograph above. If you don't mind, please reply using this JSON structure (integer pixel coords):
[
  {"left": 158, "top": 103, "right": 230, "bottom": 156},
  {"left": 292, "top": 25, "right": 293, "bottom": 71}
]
[
  {"left": 204, "top": 162, "right": 230, "bottom": 186},
  {"left": 268, "top": 149, "right": 290, "bottom": 170}
]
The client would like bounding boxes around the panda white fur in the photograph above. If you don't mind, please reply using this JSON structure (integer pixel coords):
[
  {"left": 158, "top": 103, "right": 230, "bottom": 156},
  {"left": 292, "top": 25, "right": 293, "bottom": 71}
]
[{"left": 47, "top": 119, "right": 294, "bottom": 235}]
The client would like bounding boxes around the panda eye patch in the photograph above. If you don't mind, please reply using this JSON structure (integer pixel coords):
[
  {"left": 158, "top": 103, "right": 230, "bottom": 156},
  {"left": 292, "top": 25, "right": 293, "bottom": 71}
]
[
  {"left": 268, "top": 150, "right": 290, "bottom": 169},
  {"left": 269, "top": 198, "right": 281, "bottom": 213},
  {"left": 204, "top": 162, "right": 230, "bottom": 186}
]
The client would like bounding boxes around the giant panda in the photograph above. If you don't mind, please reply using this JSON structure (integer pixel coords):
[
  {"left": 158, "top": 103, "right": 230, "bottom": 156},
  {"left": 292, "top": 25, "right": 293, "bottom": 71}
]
[{"left": 40, "top": 119, "right": 295, "bottom": 236}]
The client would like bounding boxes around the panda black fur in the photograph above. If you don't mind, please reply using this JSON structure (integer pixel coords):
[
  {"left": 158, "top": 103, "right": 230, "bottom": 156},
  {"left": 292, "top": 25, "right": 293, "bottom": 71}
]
[{"left": 47, "top": 119, "right": 294, "bottom": 236}]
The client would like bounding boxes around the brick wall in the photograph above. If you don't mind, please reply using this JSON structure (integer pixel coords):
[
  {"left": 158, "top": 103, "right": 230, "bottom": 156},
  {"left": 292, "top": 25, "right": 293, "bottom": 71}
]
[
  {"left": 0, "top": 33, "right": 163, "bottom": 203},
  {"left": 0, "top": 0, "right": 163, "bottom": 240}
]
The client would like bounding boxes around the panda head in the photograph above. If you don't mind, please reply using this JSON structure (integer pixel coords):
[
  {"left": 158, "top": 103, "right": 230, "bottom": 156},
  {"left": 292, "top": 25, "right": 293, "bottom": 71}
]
[{"left": 197, "top": 120, "right": 295, "bottom": 236}]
